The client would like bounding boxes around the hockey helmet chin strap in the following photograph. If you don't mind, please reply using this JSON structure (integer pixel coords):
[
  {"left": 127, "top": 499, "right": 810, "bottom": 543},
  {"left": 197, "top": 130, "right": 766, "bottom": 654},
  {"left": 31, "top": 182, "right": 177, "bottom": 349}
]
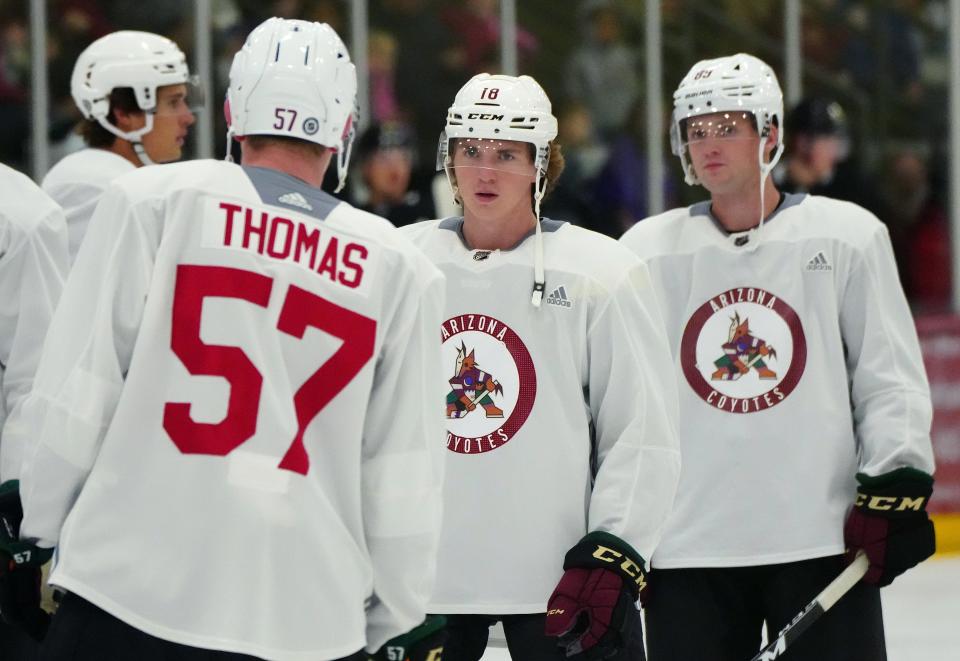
[
  {"left": 98, "top": 113, "right": 157, "bottom": 166},
  {"left": 132, "top": 141, "right": 155, "bottom": 166},
  {"left": 746, "top": 130, "right": 783, "bottom": 252},
  {"left": 531, "top": 175, "right": 548, "bottom": 308}
]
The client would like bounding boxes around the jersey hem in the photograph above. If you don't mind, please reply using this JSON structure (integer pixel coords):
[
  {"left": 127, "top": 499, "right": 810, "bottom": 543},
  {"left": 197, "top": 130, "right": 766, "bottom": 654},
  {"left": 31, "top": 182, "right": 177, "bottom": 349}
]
[
  {"left": 428, "top": 602, "right": 547, "bottom": 615},
  {"left": 50, "top": 574, "right": 366, "bottom": 661},
  {"left": 651, "top": 543, "right": 845, "bottom": 569}
]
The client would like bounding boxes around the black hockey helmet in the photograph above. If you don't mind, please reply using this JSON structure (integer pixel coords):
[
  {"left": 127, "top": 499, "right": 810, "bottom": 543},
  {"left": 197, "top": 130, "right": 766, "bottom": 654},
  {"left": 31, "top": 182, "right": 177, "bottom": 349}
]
[{"left": 787, "top": 97, "right": 848, "bottom": 137}]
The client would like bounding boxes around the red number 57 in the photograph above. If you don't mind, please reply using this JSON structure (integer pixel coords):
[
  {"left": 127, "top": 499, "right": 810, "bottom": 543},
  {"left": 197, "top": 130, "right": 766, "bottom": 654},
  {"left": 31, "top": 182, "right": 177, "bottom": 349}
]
[{"left": 162, "top": 264, "right": 376, "bottom": 475}]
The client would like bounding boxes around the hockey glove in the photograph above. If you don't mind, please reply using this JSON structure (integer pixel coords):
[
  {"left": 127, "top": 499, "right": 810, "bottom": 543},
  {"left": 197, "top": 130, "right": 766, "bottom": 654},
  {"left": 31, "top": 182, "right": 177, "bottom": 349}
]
[
  {"left": 0, "top": 480, "right": 54, "bottom": 641},
  {"left": 370, "top": 614, "right": 446, "bottom": 661},
  {"left": 545, "top": 532, "right": 645, "bottom": 660},
  {"left": 843, "top": 468, "right": 936, "bottom": 587}
]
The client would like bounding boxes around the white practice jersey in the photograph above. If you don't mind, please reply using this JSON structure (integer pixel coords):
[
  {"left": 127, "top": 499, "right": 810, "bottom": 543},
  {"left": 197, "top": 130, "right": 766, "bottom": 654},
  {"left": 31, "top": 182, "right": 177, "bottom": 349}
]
[
  {"left": 401, "top": 217, "right": 680, "bottom": 613},
  {"left": 20, "top": 161, "right": 446, "bottom": 660},
  {"left": 0, "top": 164, "right": 69, "bottom": 481},
  {"left": 620, "top": 193, "right": 935, "bottom": 568},
  {"left": 42, "top": 148, "right": 135, "bottom": 262}
]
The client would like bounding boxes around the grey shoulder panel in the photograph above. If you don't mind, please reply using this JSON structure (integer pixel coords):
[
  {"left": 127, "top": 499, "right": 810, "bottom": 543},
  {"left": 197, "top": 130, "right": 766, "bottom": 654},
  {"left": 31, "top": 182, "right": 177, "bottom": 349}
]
[{"left": 242, "top": 165, "right": 341, "bottom": 221}]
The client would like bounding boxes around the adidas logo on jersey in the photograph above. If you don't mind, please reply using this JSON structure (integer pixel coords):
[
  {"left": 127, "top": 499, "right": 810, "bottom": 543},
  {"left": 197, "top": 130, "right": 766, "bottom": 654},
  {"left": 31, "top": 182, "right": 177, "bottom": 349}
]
[
  {"left": 277, "top": 192, "right": 313, "bottom": 211},
  {"left": 805, "top": 251, "right": 832, "bottom": 271},
  {"left": 546, "top": 285, "right": 573, "bottom": 308}
]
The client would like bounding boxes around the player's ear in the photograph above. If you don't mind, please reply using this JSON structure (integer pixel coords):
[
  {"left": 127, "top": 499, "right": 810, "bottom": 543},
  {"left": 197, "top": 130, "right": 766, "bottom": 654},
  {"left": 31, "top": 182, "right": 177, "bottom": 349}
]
[{"left": 766, "top": 122, "right": 779, "bottom": 148}]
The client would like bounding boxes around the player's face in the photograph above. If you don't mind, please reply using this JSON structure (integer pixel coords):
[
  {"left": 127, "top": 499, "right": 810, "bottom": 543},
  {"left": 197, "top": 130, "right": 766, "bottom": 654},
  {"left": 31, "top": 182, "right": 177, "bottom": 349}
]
[
  {"left": 807, "top": 135, "right": 845, "bottom": 181},
  {"left": 451, "top": 138, "right": 536, "bottom": 222},
  {"left": 141, "top": 84, "right": 196, "bottom": 163},
  {"left": 684, "top": 111, "right": 768, "bottom": 194}
]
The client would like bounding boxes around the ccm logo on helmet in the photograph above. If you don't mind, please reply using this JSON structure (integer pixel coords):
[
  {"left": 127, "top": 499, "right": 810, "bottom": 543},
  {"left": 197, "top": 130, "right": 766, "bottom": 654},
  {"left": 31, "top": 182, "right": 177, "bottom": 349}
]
[{"left": 467, "top": 113, "right": 505, "bottom": 120}]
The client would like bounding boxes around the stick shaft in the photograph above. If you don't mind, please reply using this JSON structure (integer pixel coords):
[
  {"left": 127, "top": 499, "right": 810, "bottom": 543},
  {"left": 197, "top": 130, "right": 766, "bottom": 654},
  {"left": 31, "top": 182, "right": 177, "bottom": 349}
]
[{"left": 749, "top": 551, "right": 869, "bottom": 661}]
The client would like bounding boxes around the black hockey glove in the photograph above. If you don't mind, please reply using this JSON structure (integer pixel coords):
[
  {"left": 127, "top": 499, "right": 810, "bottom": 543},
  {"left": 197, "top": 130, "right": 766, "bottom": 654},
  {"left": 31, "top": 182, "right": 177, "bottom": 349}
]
[
  {"left": 370, "top": 614, "right": 446, "bottom": 661},
  {"left": 0, "top": 480, "right": 54, "bottom": 641},
  {"left": 545, "top": 532, "right": 645, "bottom": 660},
  {"left": 843, "top": 468, "right": 936, "bottom": 587}
]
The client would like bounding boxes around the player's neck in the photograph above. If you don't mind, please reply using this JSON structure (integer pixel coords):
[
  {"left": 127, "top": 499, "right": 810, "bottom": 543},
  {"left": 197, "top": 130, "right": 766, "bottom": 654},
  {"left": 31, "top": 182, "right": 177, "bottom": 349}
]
[
  {"left": 241, "top": 147, "right": 333, "bottom": 188},
  {"left": 107, "top": 140, "right": 144, "bottom": 168},
  {"left": 462, "top": 210, "right": 537, "bottom": 250},
  {"left": 710, "top": 179, "right": 781, "bottom": 233}
]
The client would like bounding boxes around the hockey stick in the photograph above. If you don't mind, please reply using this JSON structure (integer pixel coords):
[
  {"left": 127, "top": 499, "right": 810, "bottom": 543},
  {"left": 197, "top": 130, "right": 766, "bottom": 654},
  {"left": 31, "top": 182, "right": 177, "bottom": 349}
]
[{"left": 749, "top": 550, "right": 869, "bottom": 661}]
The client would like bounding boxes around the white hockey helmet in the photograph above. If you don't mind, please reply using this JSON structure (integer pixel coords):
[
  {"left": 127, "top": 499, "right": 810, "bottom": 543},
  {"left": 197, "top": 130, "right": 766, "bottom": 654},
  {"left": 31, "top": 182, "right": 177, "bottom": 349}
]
[
  {"left": 438, "top": 73, "right": 558, "bottom": 204},
  {"left": 227, "top": 17, "right": 358, "bottom": 191},
  {"left": 671, "top": 53, "right": 784, "bottom": 185},
  {"left": 71, "top": 30, "right": 195, "bottom": 156}
]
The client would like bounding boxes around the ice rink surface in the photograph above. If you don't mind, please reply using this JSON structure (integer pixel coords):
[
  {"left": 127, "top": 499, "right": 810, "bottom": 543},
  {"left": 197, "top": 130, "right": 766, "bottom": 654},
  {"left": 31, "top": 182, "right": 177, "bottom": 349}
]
[{"left": 478, "top": 554, "right": 960, "bottom": 660}]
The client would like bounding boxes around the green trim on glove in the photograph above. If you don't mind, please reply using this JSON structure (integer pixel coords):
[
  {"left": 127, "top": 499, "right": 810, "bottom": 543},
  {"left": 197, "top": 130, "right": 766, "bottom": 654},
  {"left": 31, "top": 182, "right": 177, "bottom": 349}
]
[
  {"left": 384, "top": 614, "right": 446, "bottom": 648},
  {"left": 856, "top": 468, "right": 934, "bottom": 489},
  {"left": 0, "top": 480, "right": 53, "bottom": 567},
  {"left": 854, "top": 469, "right": 934, "bottom": 520},
  {"left": 0, "top": 479, "right": 20, "bottom": 500},
  {"left": 562, "top": 531, "right": 647, "bottom": 600}
]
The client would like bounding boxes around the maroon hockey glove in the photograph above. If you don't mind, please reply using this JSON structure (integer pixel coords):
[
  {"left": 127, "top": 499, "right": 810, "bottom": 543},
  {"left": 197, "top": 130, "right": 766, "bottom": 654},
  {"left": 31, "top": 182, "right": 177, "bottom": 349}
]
[
  {"left": 0, "top": 480, "right": 53, "bottom": 641},
  {"left": 370, "top": 615, "right": 446, "bottom": 661},
  {"left": 545, "top": 532, "right": 645, "bottom": 659},
  {"left": 844, "top": 468, "right": 935, "bottom": 587}
]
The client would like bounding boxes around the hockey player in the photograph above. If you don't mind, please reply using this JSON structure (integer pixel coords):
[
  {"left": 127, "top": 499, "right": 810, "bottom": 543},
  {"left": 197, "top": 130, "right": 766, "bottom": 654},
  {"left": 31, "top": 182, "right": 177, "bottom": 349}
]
[
  {"left": 402, "top": 73, "right": 681, "bottom": 661},
  {"left": 14, "top": 18, "right": 446, "bottom": 661},
  {"left": 42, "top": 31, "right": 197, "bottom": 262},
  {"left": 621, "top": 53, "right": 936, "bottom": 660},
  {"left": 0, "top": 164, "right": 69, "bottom": 658}
]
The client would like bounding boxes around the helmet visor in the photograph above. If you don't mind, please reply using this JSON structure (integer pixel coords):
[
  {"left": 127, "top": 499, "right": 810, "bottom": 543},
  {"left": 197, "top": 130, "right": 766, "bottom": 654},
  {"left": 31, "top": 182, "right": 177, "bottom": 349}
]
[
  {"left": 152, "top": 76, "right": 204, "bottom": 117},
  {"left": 440, "top": 137, "right": 538, "bottom": 176},
  {"left": 678, "top": 112, "right": 758, "bottom": 149}
]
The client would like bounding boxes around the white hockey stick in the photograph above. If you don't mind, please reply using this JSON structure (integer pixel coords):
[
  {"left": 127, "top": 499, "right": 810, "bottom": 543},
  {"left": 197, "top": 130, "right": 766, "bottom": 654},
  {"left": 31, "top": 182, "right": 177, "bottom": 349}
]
[{"left": 749, "top": 551, "right": 869, "bottom": 661}]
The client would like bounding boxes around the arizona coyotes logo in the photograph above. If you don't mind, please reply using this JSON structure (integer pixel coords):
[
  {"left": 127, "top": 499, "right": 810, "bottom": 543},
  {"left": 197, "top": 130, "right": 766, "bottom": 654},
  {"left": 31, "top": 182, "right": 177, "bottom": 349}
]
[
  {"left": 441, "top": 314, "right": 537, "bottom": 454},
  {"left": 681, "top": 287, "right": 806, "bottom": 414},
  {"left": 447, "top": 342, "right": 505, "bottom": 419},
  {"left": 711, "top": 312, "right": 778, "bottom": 381}
]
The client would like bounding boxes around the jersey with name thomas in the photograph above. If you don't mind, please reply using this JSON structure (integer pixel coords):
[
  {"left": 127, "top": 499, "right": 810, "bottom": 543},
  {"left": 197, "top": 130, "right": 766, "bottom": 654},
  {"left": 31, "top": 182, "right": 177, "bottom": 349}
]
[
  {"left": 620, "top": 193, "right": 934, "bottom": 568},
  {"left": 19, "top": 160, "right": 446, "bottom": 660},
  {"left": 402, "top": 217, "right": 681, "bottom": 614}
]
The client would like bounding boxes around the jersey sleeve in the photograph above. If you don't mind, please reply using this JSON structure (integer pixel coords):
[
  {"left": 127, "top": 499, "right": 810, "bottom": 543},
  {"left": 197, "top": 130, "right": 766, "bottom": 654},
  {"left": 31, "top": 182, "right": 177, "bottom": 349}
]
[
  {"left": 840, "top": 223, "right": 935, "bottom": 477},
  {"left": 361, "top": 257, "right": 446, "bottom": 651},
  {"left": 0, "top": 201, "right": 70, "bottom": 481},
  {"left": 19, "top": 182, "right": 160, "bottom": 547},
  {"left": 585, "top": 261, "right": 681, "bottom": 563}
]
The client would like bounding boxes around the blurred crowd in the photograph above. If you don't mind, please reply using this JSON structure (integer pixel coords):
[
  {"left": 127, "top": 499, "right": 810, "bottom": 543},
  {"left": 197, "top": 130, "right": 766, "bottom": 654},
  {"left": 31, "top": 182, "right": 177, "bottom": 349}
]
[{"left": 0, "top": 0, "right": 952, "bottom": 311}]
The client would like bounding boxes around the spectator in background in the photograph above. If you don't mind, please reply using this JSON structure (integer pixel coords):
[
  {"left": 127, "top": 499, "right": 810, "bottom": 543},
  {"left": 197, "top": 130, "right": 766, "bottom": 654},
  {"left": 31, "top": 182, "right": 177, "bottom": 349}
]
[
  {"left": 0, "top": 10, "right": 30, "bottom": 170},
  {"left": 774, "top": 97, "right": 849, "bottom": 195},
  {"left": 373, "top": 0, "right": 464, "bottom": 173},
  {"left": 350, "top": 121, "right": 435, "bottom": 228},
  {"left": 565, "top": 0, "right": 638, "bottom": 141},
  {"left": 540, "top": 102, "right": 607, "bottom": 230},
  {"left": 879, "top": 148, "right": 951, "bottom": 310},
  {"left": 368, "top": 30, "right": 401, "bottom": 124},
  {"left": 591, "top": 100, "right": 677, "bottom": 236},
  {"left": 774, "top": 96, "right": 877, "bottom": 213},
  {"left": 441, "top": 0, "right": 538, "bottom": 74}
]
